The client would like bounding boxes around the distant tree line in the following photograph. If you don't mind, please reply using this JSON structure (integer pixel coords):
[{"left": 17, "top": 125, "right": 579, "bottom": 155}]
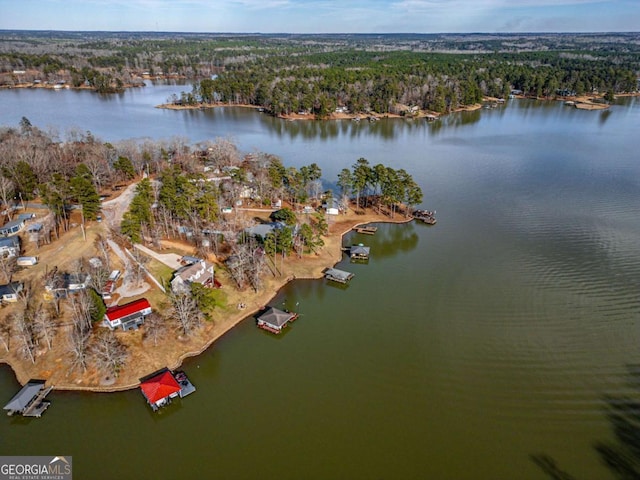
[
  {"left": 1, "top": 32, "right": 638, "bottom": 109},
  {"left": 185, "top": 49, "right": 638, "bottom": 116}
]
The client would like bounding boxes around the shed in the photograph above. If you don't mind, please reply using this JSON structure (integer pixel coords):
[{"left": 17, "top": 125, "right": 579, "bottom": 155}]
[
  {"left": 256, "top": 307, "right": 297, "bottom": 334},
  {"left": 17, "top": 256, "right": 38, "bottom": 266}
]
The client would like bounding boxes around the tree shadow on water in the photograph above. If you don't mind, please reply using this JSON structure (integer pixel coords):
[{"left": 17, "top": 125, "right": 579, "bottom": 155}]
[{"left": 532, "top": 364, "right": 640, "bottom": 480}]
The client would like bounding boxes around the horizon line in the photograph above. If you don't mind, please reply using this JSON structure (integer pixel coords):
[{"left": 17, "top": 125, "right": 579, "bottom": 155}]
[{"left": 1, "top": 29, "right": 639, "bottom": 36}]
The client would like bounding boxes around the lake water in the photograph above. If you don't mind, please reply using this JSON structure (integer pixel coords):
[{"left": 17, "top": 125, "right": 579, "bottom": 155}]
[{"left": 1, "top": 84, "right": 640, "bottom": 479}]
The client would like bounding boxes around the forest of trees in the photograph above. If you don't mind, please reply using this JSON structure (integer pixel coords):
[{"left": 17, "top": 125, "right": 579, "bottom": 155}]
[{"left": 1, "top": 32, "right": 638, "bottom": 112}]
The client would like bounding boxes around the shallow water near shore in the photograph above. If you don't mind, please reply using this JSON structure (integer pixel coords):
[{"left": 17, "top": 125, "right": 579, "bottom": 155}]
[{"left": 1, "top": 88, "right": 640, "bottom": 479}]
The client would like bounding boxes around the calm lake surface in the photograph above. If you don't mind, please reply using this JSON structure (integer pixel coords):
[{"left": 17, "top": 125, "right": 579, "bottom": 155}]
[{"left": 1, "top": 84, "right": 640, "bottom": 479}]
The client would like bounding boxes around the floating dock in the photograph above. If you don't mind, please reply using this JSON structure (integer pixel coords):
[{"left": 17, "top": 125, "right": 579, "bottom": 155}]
[
  {"left": 413, "top": 209, "right": 437, "bottom": 225},
  {"left": 353, "top": 225, "right": 377, "bottom": 235}
]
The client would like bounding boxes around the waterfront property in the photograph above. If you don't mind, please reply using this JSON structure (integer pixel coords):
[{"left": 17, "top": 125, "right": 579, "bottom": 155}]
[
  {"left": 170, "top": 259, "right": 215, "bottom": 294},
  {"left": 256, "top": 307, "right": 298, "bottom": 334},
  {"left": 349, "top": 244, "right": 370, "bottom": 261},
  {"left": 324, "top": 268, "right": 355, "bottom": 284},
  {"left": 3, "top": 380, "right": 53, "bottom": 417},
  {"left": 104, "top": 298, "right": 152, "bottom": 330},
  {"left": 139, "top": 368, "right": 196, "bottom": 411}
]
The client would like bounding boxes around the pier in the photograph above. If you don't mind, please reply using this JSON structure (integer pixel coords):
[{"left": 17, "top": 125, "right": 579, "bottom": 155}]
[
  {"left": 4, "top": 380, "right": 53, "bottom": 418},
  {"left": 353, "top": 226, "right": 377, "bottom": 235}
]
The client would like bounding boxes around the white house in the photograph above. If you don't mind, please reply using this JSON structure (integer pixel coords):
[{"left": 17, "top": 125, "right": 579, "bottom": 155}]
[{"left": 104, "top": 298, "right": 152, "bottom": 330}]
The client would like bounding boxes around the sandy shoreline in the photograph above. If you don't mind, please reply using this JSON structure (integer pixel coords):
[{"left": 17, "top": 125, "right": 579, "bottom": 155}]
[{"left": 0, "top": 208, "right": 413, "bottom": 392}]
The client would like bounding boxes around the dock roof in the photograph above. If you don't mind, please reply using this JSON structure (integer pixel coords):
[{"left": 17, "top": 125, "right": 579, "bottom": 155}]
[
  {"left": 140, "top": 370, "right": 181, "bottom": 404},
  {"left": 257, "top": 307, "right": 296, "bottom": 328},
  {"left": 350, "top": 245, "right": 370, "bottom": 256},
  {"left": 325, "top": 268, "right": 354, "bottom": 283},
  {"left": 3, "top": 380, "right": 46, "bottom": 412}
]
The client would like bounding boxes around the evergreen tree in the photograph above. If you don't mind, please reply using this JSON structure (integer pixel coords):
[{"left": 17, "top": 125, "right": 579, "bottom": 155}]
[
  {"left": 71, "top": 164, "right": 101, "bottom": 221},
  {"left": 113, "top": 156, "right": 136, "bottom": 180}
]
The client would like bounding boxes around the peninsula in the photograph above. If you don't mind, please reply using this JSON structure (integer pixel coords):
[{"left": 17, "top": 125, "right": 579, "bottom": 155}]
[{"left": 0, "top": 128, "right": 424, "bottom": 392}]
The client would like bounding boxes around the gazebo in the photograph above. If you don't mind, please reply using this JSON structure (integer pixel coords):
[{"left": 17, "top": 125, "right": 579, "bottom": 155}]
[{"left": 256, "top": 307, "right": 298, "bottom": 334}]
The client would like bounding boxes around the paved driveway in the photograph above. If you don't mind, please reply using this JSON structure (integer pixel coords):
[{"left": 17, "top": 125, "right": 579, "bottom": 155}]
[{"left": 134, "top": 244, "right": 182, "bottom": 270}]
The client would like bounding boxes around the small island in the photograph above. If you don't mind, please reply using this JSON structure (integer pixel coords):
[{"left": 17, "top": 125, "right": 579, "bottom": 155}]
[{"left": 0, "top": 125, "right": 423, "bottom": 392}]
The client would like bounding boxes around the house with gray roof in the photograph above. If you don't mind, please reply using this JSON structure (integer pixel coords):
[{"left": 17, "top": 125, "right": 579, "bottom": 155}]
[
  {"left": 0, "top": 236, "right": 20, "bottom": 258},
  {"left": 170, "top": 259, "right": 215, "bottom": 294},
  {"left": 0, "top": 282, "right": 24, "bottom": 303},
  {"left": 0, "top": 218, "right": 25, "bottom": 237}
]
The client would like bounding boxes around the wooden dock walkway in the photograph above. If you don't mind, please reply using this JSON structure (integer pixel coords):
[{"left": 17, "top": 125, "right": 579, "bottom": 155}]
[
  {"left": 353, "top": 226, "right": 377, "bottom": 235},
  {"left": 23, "top": 386, "right": 53, "bottom": 417}
]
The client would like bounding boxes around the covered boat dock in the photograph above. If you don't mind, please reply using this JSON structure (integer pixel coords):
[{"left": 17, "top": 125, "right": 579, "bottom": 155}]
[
  {"left": 324, "top": 268, "right": 355, "bottom": 284},
  {"left": 349, "top": 244, "right": 370, "bottom": 261},
  {"left": 140, "top": 368, "right": 196, "bottom": 411},
  {"left": 256, "top": 307, "right": 298, "bottom": 334},
  {"left": 4, "top": 380, "right": 53, "bottom": 417}
]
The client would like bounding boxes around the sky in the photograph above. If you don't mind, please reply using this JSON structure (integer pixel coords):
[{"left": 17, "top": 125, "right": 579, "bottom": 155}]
[{"left": 1, "top": 0, "right": 638, "bottom": 33}]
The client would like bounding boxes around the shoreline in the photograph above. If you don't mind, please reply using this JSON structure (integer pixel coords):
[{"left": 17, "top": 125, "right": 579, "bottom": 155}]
[
  {"left": 155, "top": 100, "right": 481, "bottom": 121},
  {"left": 0, "top": 209, "right": 413, "bottom": 393},
  {"left": 155, "top": 91, "right": 640, "bottom": 119}
]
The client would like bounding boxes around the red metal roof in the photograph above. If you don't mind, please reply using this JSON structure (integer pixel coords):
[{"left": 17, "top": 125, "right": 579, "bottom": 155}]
[
  {"left": 105, "top": 298, "right": 151, "bottom": 322},
  {"left": 140, "top": 370, "right": 181, "bottom": 404}
]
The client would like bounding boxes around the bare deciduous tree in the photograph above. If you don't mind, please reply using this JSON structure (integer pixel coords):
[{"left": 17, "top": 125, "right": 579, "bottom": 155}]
[
  {"left": 0, "top": 175, "right": 14, "bottom": 219},
  {"left": 13, "top": 310, "right": 37, "bottom": 364},
  {"left": 168, "top": 292, "right": 203, "bottom": 337},
  {"left": 0, "top": 255, "right": 17, "bottom": 283},
  {"left": 68, "top": 325, "right": 91, "bottom": 373},
  {"left": 94, "top": 234, "right": 111, "bottom": 271},
  {"left": 90, "top": 330, "right": 128, "bottom": 377},
  {"left": 0, "top": 315, "right": 11, "bottom": 352},
  {"left": 68, "top": 290, "right": 94, "bottom": 334},
  {"left": 142, "top": 311, "right": 166, "bottom": 347},
  {"left": 32, "top": 305, "right": 56, "bottom": 351}
]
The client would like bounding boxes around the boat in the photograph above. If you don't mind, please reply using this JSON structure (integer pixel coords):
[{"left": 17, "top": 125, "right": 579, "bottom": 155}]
[{"left": 413, "top": 209, "right": 437, "bottom": 225}]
